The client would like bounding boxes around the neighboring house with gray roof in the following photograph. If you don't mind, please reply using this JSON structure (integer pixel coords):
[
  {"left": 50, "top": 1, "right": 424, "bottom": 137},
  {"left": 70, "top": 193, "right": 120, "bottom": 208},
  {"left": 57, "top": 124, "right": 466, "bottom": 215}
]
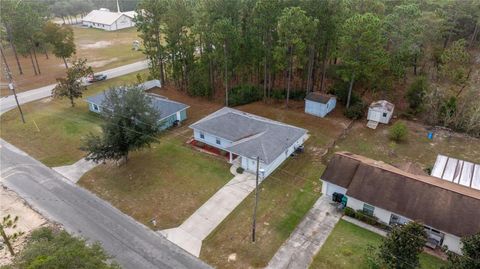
[
  {"left": 86, "top": 85, "right": 189, "bottom": 130},
  {"left": 189, "top": 107, "right": 308, "bottom": 178}
]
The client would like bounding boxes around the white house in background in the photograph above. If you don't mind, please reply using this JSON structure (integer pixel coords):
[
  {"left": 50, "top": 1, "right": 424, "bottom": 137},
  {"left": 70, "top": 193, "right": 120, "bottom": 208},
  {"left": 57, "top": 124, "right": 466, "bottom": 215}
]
[
  {"left": 431, "top": 154, "right": 480, "bottom": 190},
  {"left": 82, "top": 9, "right": 137, "bottom": 31},
  {"left": 189, "top": 107, "right": 308, "bottom": 178},
  {"left": 304, "top": 92, "right": 336, "bottom": 118},
  {"left": 321, "top": 152, "right": 480, "bottom": 254},
  {"left": 367, "top": 100, "right": 394, "bottom": 129}
]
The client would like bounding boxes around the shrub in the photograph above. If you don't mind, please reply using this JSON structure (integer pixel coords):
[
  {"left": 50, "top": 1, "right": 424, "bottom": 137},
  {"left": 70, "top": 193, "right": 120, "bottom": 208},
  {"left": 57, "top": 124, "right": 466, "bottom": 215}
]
[
  {"left": 344, "top": 207, "right": 356, "bottom": 217},
  {"left": 389, "top": 121, "right": 408, "bottom": 142},
  {"left": 228, "top": 84, "right": 262, "bottom": 106},
  {"left": 220, "top": 150, "right": 228, "bottom": 157},
  {"left": 406, "top": 76, "right": 428, "bottom": 114},
  {"left": 236, "top": 167, "right": 244, "bottom": 174},
  {"left": 270, "top": 88, "right": 306, "bottom": 101},
  {"left": 344, "top": 101, "right": 365, "bottom": 120}
]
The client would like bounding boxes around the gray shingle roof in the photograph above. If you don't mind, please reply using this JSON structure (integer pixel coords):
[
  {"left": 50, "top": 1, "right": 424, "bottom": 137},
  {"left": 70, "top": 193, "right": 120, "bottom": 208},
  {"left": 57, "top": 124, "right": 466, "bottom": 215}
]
[
  {"left": 189, "top": 107, "right": 307, "bottom": 164},
  {"left": 86, "top": 89, "right": 188, "bottom": 120},
  {"left": 305, "top": 92, "right": 335, "bottom": 104}
]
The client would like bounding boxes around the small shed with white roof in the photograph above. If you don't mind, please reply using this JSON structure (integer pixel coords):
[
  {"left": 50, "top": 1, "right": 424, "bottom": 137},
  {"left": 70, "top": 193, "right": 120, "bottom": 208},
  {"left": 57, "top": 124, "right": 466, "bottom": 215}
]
[{"left": 367, "top": 100, "right": 394, "bottom": 129}]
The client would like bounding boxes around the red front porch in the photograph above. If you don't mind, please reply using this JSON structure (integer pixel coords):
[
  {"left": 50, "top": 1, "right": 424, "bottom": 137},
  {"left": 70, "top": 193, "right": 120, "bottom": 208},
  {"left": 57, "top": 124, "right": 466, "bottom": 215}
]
[{"left": 188, "top": 139, "right": 238, "bottom": 162}]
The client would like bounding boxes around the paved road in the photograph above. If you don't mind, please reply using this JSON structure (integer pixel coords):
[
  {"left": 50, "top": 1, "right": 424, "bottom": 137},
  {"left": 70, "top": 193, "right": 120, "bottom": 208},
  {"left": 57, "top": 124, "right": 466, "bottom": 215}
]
[
  {"left": 1, "top": 60, "right": 148, "bottom": 113},
  {"left": 0, "top": 139, "right": 211, "bottom": 269}
]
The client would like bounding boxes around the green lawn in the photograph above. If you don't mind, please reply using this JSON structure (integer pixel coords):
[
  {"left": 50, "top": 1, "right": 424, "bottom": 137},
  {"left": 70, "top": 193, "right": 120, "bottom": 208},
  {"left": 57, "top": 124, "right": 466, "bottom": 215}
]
[
  {"left": 310, "top": 220, "right": 447, "bottom": 269},
  {"left": 0, "top": 71, "right": 148, "bottom": 167},
  {"left": 78, "top": 135, "right": 232, "bottom": 229}
]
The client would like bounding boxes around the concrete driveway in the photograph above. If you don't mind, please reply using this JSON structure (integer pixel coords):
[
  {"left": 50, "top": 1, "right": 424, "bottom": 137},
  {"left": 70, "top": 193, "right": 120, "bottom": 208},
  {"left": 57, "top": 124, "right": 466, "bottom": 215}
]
[
  {"left": 266, "top": 195, "right": 341, "bottom": 269},
  {"left": 160, "top": 164, "right": 256, "bottom": 257},
  {"left": 53, "top": 158, "right": 99, "bottom": 183}
]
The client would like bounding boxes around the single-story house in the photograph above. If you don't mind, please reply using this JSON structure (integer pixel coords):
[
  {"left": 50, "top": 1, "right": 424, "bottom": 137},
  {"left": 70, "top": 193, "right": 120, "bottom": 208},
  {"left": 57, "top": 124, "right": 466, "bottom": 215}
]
[
  {"left": 189, "top": 107, "right": 308, "bottom": 178},
  {"left": 367, "top": 100, "right": 394, "bottom": 129},
  {"left": 321, "top": 152, "right": 480, "bottom": 254},
  {"left": 86, "top": 87, "right": 188, "bottom": 130},
  {"left": 82, "top": 9, "right": 137, "bottom": 31},
  {"left": 304, "top": 92, "right": 336, "bottom": 118},
  {"left": 431, "top": 154, "right": 480, "bottom": 190}
]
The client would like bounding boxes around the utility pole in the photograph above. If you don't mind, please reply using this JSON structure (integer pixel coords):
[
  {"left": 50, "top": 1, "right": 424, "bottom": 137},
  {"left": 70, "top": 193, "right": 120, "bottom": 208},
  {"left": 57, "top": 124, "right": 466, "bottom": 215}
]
[
  {"left": 2, "top": 65, "right": 25, "bottom": 123},
  {"left": 252, "top": 156, "right": 260, "bottom": 242}
]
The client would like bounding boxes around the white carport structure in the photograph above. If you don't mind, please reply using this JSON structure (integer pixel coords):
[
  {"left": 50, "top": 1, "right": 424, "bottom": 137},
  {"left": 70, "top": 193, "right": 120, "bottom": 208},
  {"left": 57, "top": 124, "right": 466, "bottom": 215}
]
[{"left": 431, "top": 154, "right": 480, "bottom": 190}]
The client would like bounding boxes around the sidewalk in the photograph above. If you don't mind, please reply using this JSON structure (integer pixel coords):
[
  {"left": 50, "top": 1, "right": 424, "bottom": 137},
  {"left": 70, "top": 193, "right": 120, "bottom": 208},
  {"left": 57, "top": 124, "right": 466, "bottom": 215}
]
[
  {"left": 266, "top": 196, "right": 342, "bottom": 269},
  {"left": 160, "top": 164, "right": 256, "bottom": 257}
]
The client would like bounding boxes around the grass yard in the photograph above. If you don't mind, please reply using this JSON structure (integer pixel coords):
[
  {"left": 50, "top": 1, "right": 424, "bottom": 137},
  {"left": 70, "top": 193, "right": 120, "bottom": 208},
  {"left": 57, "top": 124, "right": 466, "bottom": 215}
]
[
  {"left": 309, "top": 220, "right": 447, "bottom": 269},
  {"left": 200, "top": 102, "right": 348, "bottom": 268},
  {"left": 0, "top": 71, "right": 148, "bottom": 167},
  {"left": 1, "top": 27, "right": 144, "bottom": 95},
  {"left": 78, "top": 135, "right": 232, "bottom": 229},
  {"left": 331, "top": 120, "right": 480, "bottom": 174}
]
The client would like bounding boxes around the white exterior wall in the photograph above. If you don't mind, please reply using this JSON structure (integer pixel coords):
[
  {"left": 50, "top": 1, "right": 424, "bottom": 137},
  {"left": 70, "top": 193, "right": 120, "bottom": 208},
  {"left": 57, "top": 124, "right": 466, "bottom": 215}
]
[
  {"left": 346, "top": 196, "right": 463, "bottom": 254},
  {"left": 321, "top": 181, "right": 347, "bottom": 197},
  {"left": 240, "top": 133, "right": 308, "bottom": 178},
  {"left": 193, "top": 129, "right": 233, "bottom": 149},
  {"left": 346, "top": 196, "right": 364, "bottom": 211},
  {"left": 82, "top": 15, "right": 134, "bottom": 31},
  {"left": 368, "top": 107, "right": 393, "bottom": 124},
  {"left": 112, "top": 15, "right": 135, "bottom": 30},
  {"left": 304, "top": 98, "right": 336, "bottom": 118},
  {"left": 443, "top": 234, "right": 462, "bottom": 254}
]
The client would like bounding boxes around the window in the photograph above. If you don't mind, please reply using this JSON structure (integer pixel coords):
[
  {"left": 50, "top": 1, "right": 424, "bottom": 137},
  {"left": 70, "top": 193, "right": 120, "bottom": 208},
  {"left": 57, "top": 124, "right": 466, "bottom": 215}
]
[
  {"left": 216, "top": 138, "right": 221, "bottom": 145},
  {"left": 199, "top": 132, "right": 204, "bottom": 139},
  {"left": 93, "top": 104, "right": 99, "bottom": 111},
  {"left": 383, "top": 112, "right": 387, "bottom": 117},
  {"left": 363, "top": 203, "right": 375, "bottom": 216}
]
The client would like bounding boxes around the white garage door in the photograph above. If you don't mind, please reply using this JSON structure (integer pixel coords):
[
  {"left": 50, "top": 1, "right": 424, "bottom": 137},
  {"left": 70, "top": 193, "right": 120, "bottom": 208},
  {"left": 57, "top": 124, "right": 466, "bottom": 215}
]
[{"left": 326, "top": 182, "right": 347, "bottom": 196}]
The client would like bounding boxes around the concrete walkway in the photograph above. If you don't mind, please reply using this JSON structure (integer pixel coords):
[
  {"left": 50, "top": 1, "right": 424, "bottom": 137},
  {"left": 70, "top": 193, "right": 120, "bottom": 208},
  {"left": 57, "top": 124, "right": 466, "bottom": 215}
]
[
  {"left": 52, "top": 158, "right": 99, "bottom": 183},
  {"left": 160, "top": 164, "right": 256, "bottom": 257},
  {"left": 266, "top": 196, "right": 342, "bottom": 269}
]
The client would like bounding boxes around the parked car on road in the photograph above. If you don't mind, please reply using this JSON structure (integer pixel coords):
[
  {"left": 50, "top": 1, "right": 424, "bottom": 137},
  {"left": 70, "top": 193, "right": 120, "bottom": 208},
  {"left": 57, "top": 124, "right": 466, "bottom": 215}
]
[{"left": 87, "top": 74, "right": 107, "bottom": 83}]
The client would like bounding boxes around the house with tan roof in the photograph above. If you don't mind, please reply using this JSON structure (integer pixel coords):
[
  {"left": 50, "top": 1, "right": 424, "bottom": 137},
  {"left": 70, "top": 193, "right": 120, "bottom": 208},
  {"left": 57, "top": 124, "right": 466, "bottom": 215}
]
[
  {"left": 321, "top": 152, "right": 480, "bottom": 254},
  {"left": 189, "top": 107, "right": 308, "bottom": 178}
]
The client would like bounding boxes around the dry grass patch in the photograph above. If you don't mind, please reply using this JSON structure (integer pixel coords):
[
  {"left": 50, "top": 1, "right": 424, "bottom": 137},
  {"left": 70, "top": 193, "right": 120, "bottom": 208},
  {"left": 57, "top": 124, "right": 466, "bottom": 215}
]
[
  {"left": 79, "top": 135, "right": 232, "bottom": 229},
  {"left": 332, "top": 120, "right": 480, "bottom": 172}
]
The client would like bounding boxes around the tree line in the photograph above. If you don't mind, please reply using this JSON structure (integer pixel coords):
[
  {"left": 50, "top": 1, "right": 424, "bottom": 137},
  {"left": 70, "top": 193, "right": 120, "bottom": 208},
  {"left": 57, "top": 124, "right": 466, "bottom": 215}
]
[
  {"left": 135, "top": 0, "right": 479, "bottom": 136},
  {"left": 0, "top": 0, "right": 77, "bottom": 77}
]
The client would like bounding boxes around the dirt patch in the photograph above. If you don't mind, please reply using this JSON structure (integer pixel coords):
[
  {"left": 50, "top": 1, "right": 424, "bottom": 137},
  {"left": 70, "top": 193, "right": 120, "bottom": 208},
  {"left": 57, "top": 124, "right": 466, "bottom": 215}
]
[
  {"left": 79, "top": 41, "right": 113, "bottom": 49},
  {"left": 0, "top": 186, "right": 50, "bottom": 266}
]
